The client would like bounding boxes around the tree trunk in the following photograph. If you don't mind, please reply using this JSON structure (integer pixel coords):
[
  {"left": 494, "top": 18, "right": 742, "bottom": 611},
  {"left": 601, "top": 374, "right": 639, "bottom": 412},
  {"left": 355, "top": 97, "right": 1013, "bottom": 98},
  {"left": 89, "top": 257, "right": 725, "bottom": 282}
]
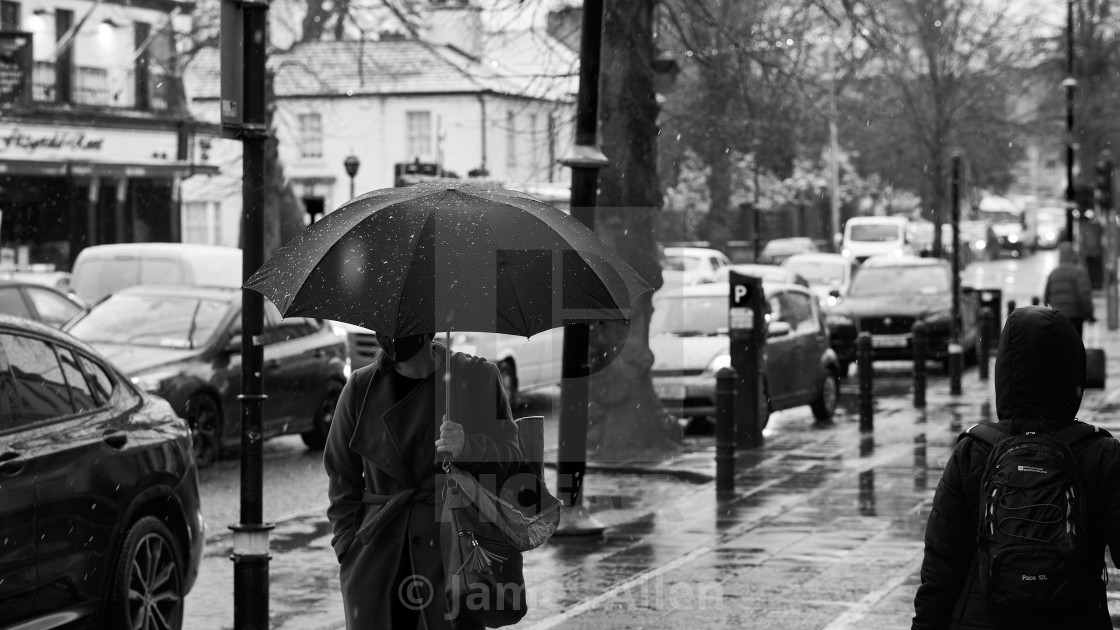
[{"left": 586, "top": 0, "right": 681, "bottom": 462}]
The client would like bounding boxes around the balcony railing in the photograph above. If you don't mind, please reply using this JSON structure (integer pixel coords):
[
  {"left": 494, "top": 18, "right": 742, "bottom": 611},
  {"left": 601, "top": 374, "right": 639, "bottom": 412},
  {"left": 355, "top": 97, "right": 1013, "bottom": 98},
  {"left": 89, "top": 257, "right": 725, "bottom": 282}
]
[{"left": 32, "top": 60, "right": 175, "bottom": 111}]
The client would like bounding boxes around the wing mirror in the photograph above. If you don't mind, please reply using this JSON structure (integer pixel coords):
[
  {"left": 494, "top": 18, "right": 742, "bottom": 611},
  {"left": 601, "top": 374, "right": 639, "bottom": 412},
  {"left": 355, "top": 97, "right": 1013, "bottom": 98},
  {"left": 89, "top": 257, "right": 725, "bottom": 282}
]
[
  {"left": 226, "top": 334, "right": 243, "bottom": 354},
  {"left": 766, "top": 321, "right": 792, "bottom": 337},
  {"left": 829, "top": 288, "right": 841, "bottom": 298}
]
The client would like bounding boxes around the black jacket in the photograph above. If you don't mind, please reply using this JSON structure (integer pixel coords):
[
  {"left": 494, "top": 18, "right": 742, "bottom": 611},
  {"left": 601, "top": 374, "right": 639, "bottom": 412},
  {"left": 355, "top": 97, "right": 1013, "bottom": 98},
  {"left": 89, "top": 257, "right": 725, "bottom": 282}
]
[{"left": 912, "top": 306, "right": 1120, "bottom": 630}]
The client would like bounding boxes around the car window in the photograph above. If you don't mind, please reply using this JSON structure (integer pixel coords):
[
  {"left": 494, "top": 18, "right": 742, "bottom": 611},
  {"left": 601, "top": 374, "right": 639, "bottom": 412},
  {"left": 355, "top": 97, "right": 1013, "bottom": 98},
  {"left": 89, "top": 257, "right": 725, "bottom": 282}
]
[
  {"left": 78, "top": 354, "right": 115, "bottom": 406},
  {"left": 0, "top": 333, "right": 75, "bottom": 424},
  {"left": 25, "top": 287, "right": 81, "bottom": 325},
  {"left": 56, "top": 346, "right": 98, "bottom": 413},
  {"left": 0, "top": 343, "right": 15, "bottom": 430},
  {"left": 0, "top": 287, "right": 30, "bottom": 319},
  {"left": 262, "top": 300, "right": 315, "bottom": 344},
  {"left": 849, "top": 265, "right": 949, "bottom": 297},
  {"left": 772, "top": 291, "right": 814, "bottom": 332},
  {"left": 66, "top": 294, "right": 229, "bottom": 349}
]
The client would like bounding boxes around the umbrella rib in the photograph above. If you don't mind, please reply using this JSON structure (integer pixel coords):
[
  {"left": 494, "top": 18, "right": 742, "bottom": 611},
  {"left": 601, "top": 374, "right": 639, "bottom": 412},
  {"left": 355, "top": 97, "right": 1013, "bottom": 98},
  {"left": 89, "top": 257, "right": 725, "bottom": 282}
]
[{"left": 471, "top": 203, "right": 532, "bottom": 335}]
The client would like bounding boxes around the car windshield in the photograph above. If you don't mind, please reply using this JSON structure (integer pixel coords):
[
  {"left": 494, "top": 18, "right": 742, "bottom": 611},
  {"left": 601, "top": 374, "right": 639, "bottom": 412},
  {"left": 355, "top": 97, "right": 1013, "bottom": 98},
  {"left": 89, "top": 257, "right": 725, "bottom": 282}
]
[
  {"left": 661, "top": 255, "right": 701, "bottom": 271},
  {"left": 848, "top": 266, "right": 949, "bottom": 297},
  {"left": 650, "top": 294, "right": 729, "bottom": 336},
  {"left": 67, "top": 294, "right": 229, "bottom": 349},
  {"left": 784, "top": 261, "right": 844, "bottom": 286},
  {"left": 849, "top": 224, "right": 902, "bottom": 242}
]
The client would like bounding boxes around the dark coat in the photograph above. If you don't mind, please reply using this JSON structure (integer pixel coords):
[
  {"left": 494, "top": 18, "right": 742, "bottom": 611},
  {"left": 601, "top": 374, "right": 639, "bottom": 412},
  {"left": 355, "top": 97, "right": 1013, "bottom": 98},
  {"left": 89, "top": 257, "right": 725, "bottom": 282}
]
[
  {"left": 912, "top": 306, "right": 1120, "bottom": 630},
  {"left": 324, "top": 345, "right": 521, "bottom": 630},
  {"left": 1043, "top": 242, "right": 1094, "bottom": 320}
]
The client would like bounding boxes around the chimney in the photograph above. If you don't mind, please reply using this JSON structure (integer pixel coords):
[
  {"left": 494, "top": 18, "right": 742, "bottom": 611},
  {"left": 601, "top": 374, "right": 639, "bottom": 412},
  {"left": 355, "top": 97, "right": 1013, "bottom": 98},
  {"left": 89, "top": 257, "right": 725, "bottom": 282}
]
[
  {"left": 546, "top": 4, "right": 581, "bottom": 52},
  {"left": 422, "top": 0, "right": 483, "bottom": 59}
]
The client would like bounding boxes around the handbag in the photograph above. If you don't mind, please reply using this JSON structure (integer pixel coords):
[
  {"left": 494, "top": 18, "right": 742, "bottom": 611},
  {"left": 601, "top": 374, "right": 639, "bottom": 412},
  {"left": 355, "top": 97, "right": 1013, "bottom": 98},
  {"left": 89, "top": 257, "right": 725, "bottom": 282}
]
[{"left": 440, "top": 416, "right": 562, "bottom": 628}]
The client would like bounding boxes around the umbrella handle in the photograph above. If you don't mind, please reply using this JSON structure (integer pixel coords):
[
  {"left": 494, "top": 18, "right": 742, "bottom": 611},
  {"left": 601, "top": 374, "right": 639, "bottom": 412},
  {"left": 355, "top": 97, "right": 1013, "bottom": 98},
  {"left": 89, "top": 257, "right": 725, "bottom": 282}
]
[{"left": 445, "top": 330, "right": 452, "bottom": 423}]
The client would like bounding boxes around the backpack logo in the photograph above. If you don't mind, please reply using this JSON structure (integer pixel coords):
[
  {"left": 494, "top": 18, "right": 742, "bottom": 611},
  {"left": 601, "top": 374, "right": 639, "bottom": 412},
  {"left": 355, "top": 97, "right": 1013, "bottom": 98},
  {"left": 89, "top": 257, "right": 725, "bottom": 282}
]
[{"left": 1017, "top": 465, "right": 1047, "bottom": 474}]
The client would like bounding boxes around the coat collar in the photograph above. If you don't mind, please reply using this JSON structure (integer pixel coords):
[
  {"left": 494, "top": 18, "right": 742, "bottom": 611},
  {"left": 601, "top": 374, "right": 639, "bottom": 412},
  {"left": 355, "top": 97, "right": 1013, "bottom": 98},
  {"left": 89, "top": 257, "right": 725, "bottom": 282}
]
[{"left": 348, "top": 364, "right": 438, "bottom": 486}]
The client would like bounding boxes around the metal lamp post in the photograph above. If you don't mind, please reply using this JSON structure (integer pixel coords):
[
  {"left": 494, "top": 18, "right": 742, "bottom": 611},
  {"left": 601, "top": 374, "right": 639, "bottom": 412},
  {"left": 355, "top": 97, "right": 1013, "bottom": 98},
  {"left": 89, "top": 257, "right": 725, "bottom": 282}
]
[
  {"left": 1065, "top": 0, "right": 1077, "bottom": 244},
  {"left": 344, "top": 154, "right": 360, "bottom": 200}
]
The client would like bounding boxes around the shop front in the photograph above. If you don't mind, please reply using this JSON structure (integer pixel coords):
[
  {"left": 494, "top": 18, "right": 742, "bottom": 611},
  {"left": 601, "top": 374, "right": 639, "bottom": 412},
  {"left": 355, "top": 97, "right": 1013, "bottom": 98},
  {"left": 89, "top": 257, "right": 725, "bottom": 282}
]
[{"left": 0, "top": 122, "right": 214, "bottom": 270}]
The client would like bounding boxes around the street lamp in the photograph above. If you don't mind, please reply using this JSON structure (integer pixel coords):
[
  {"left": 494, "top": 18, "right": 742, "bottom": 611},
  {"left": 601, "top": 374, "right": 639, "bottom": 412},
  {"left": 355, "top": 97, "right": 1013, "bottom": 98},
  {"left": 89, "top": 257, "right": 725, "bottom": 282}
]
[
  {"left": 1065, "top": 0, "right": 1077, "bottom": 244},
  {"left": 344, "top": 153, "right": 360, "bottom": 200}
]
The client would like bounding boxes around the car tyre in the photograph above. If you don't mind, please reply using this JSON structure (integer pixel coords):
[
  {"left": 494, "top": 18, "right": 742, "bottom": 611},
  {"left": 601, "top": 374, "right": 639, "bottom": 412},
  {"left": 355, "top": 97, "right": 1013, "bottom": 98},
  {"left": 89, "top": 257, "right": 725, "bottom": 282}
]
[
  {"left": 108, "top": 516, "right": 185, "bottom": 630},
  {"left": 185, "top": 394, "right": 221, "bottom": 468},
  {"left": 811, "top": 368, "right": 840, "bottom": 423},
  {"left": 302, "top": 380, "right": 343, "bottom": 450},
  {"left": 498, "top": 360, "right": 519, "bottom": 407}
]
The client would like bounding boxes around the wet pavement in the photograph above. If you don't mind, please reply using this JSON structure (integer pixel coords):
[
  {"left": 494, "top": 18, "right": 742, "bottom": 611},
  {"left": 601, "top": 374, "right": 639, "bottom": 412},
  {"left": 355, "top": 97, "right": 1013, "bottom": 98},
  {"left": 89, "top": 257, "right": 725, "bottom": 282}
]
[{"left": 184, "top": 296, "right": 1120, "bottom": 630}]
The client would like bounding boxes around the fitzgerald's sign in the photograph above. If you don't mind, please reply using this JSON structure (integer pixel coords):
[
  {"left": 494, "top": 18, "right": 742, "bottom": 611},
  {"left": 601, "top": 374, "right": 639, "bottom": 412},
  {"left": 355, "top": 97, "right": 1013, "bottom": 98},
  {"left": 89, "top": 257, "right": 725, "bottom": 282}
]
[{"left": 0, "top": 124, "right": 178, "bottom": 162}]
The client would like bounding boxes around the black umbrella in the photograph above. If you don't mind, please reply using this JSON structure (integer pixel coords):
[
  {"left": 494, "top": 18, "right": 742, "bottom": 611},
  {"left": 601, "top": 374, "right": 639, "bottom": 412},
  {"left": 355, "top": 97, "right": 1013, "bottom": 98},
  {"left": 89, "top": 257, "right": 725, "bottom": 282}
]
[{"left": 244, "top": 182, "right": 652, "bottom": 337}]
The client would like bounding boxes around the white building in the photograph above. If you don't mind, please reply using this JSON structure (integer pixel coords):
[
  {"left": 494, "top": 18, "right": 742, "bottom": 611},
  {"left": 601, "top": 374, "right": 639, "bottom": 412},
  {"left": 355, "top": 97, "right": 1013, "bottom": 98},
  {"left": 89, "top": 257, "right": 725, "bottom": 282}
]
[{"left": 180, "top": 0, "right": 577, "bottom": 246}]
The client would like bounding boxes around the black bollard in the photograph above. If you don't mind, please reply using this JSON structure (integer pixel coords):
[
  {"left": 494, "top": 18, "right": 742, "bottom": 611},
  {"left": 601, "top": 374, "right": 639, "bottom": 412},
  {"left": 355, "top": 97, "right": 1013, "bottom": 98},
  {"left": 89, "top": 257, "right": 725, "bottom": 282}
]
[
  {"left": 857, "top": 332, "right": 874, "bottom": 432},
  {"left": 715, "top": 367, "right": 736, "bottom": 494},
  {"left": 912, "top": 321, "right": 927, "bottom": 408},
  {"left": 978, "top": 306, "right": 993, "bottom": 380},
  {"left": 949, "top": 338, "right": 963, "bottom": 395},
  {"left": 1007, "top": 299, "right": 1016, "bottom": 316},
  {"left": 1031, "top": 296, "right": 1040, "bottom": 306}
]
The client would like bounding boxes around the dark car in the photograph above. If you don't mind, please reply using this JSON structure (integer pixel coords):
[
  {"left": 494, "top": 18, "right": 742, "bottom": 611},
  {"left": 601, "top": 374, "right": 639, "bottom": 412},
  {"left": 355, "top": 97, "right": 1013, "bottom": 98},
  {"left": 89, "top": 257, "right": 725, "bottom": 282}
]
[
  {"left": 64, "top": 284, "right": 349, "bottom": 467},
  {"left": 0, "top": 314, "right": 203, "bottom": 628},
  {"left": 650, "top": 281, "right": 841, "bottom": 430},
  {"left": 826, "top": 256, "right": 979, "bottom": 373},
  {"left": 0, "top": 280, "right": 85, "bottom": 328}
]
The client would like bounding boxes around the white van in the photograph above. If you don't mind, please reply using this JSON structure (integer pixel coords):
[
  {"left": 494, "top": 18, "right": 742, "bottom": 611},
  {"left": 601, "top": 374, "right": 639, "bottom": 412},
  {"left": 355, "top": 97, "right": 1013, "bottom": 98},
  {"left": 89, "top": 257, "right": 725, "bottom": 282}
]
[
  {"left": 841, "top": 216, "right": 914, "bottom": 263},
  {"left": 71, "top": 243, "right": 243, "bottom": 303}
]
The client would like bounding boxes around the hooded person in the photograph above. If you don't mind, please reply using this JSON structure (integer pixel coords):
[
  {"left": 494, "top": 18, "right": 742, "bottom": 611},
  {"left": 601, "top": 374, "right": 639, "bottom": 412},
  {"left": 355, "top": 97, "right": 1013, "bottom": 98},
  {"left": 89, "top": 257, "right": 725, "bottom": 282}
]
[
  {"left": 912, "top": 306, "right": 1120, "bottom": 630},
  {"left": 1043, "top": 242, "right": 1095, "bottom": 336},
  {"left": 323, "top": 332, "right": 523, "bottom": 630}
]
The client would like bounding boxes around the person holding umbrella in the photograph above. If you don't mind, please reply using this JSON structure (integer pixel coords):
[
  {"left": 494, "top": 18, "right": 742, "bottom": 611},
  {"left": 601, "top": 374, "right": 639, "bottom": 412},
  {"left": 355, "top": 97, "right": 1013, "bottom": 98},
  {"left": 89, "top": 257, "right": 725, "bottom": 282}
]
[{"left": 324, "top": 329, "right": 521, "bottom": 629}]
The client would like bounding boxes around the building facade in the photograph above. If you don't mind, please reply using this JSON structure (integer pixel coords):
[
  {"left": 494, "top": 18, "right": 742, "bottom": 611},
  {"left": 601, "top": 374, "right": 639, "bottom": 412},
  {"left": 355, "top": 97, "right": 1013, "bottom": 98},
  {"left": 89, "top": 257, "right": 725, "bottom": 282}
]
[{"left": 0, "top": 0, "right": 212, "bottom": 270}]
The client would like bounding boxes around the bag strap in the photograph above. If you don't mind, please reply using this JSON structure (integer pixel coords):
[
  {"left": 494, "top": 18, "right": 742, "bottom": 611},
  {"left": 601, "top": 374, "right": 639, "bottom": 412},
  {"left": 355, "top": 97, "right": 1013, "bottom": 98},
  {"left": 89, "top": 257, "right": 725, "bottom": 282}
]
[
  {"left": 961, "top": 421, "right": 1012, "bottom": 448},
  {"left": 1053, "top": 421, "right": 1112, "bottom": 453}
]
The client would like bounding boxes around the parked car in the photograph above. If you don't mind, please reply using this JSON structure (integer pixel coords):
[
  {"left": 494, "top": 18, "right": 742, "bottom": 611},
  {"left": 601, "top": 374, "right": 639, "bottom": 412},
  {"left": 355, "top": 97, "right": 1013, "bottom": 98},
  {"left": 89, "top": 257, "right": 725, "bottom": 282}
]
[
  {"left": 0, "top": 314, "right": 204, "bottom": 628},
  {"left": 650, "top": 281, "right": 841, "bottom": 430},
  {"left": 0, "top": 268, "right": 75, "bottom": 295},
  {"left": 660, "top": 246, "right": 732, "bottom": 286},
  {"left": 64, "top": 284, "right": 349, "bottom": 467},
  {"left": 826, "top": 256, "right": 979, "bottom": 373},
  {"left": 711, "top": 263, "right": 810, "bottom": 287},
  {"left": 979, "top": 206, "right": 1034, "bottom": 257},
  {"left": 0, "top": 280, "right": 85, "bottom": 327},
  {"left": 780, "top": 253, "right": 860, "bottom": 310},
  {"left": 842, "top": 216, "right": 915, "bottom": 262},
  {"left": 450, "top": 329, "right": 563, "bottom": 404},
  {"left": 758, "top": 237, "right": 819, "bottom": 264}
]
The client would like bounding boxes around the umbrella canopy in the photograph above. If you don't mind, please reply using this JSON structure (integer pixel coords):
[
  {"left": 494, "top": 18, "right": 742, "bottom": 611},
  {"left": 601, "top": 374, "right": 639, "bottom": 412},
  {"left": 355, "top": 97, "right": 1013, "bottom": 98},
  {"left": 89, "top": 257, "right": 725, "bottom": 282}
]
[{"left": 244, "top": 183, "right": 653, "bottom": 337}]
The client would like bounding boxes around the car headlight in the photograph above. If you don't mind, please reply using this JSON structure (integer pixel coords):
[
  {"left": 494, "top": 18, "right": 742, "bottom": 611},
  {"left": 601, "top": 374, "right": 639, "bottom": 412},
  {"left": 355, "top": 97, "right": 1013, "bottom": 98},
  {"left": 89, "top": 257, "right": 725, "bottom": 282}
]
[
  {"left": 923, "top": 309, "right": 953, "bottom": 324},
  {"left": 975, "top": 240, "right": 986, "bottom": 249},
  {"left": 705, "top": 353, "right": 731, "bottom": 374},
  {"left": 1007, "top": 234, "right": 1018, "bottom": 243},
  {"left": 131, "top": 368, "right": 180, "bottom": 393},
  {"left": 841, "top": 248, "right": 852, "bottom": 258},
  {"left": 827, "top": 313, "right": 853, "bottom": 327}
]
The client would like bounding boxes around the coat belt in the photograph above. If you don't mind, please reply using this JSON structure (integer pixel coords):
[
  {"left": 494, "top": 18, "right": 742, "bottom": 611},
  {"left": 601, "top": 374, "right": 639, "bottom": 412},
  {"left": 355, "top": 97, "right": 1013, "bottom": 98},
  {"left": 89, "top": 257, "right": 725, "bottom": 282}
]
[{"left": 355, "top": 487, "right": 436, "bottom": 544}]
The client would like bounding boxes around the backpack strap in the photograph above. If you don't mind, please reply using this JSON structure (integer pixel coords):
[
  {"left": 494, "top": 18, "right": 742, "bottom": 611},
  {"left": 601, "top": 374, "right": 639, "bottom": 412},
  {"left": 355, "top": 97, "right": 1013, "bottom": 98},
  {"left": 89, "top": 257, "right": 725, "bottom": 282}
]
[
  {"left": 961, "top": 421, "right": 1013, "bottom": 448},
  {"left": 1053, "top": 421, "right": 1112, "bottom": 453}
]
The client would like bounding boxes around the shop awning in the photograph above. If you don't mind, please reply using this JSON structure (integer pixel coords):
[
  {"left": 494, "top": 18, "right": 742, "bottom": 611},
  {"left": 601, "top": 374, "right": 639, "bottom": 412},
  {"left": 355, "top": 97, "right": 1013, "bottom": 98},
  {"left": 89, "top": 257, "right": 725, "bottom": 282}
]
[{"left": 0, "top": 158, "right": 220, "bottom": 178}]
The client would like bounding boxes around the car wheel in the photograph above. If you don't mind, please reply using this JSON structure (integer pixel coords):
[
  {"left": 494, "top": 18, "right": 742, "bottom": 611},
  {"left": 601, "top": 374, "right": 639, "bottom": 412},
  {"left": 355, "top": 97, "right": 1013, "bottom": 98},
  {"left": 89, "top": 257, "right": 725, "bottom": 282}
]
[
  {"left": 184, "top": 394, "right": 221, "bottom": 468},
  {"left": 498, "top": 360, "right": 519, "bottom": 407},
  {"left": 302, "top": 380, "right": 343, "bottom": 450},
  {"left": 811, "top": 368, "right": 840, "bottom": 423},
  {"left": 108, "top": 516, "right": 184, "bottom": 630}
]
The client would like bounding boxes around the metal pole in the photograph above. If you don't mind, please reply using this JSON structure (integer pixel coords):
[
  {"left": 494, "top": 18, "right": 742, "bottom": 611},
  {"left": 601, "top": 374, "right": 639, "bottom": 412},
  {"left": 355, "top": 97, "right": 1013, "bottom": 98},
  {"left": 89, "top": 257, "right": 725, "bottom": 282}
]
[
  {"left": 1101, "top": 152, "right": 1118, "bottom": 330},
  {"left": 949, "top": 154, "right": 963, "bottom": 396},
  {"left": 1065, "top": 0, "right": 1077, "bottom": 245},
  {"left": 857, "top": 332, "right": 873, "bottom": 432},
  {"left": 715, "top": 367, "right": 736, "bottom": 495},
  {"left": 978, "top": 307, "right": 992, "bottom": 381},
  {"left": 232, "top": 2, "right": 272, "bottom": 628},
  {"left": 912, "top": 322, "right": 927, "bottom": 409},
  {"left": 554, "top": 0, "right": 607, "bottom": 537}
]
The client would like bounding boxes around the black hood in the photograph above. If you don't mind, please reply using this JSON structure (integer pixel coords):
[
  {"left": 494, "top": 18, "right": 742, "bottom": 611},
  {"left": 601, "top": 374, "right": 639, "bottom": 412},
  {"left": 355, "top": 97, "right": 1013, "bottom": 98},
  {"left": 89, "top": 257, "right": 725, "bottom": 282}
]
[{"left": 995, "top": 305, "right": 1084, "bottom": 422}]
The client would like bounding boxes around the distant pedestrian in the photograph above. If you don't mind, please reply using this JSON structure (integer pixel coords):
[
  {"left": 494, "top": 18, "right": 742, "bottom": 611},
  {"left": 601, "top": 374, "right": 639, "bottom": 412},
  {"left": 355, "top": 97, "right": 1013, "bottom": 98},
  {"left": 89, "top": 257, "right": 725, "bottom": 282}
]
[
  {"left": 1043, "top": 242, "right": 1094, "bottom": 336},
  {"left": 323, "top": 333, "right": 522, "bottom": 629},
  {"left": 912, "top": 306, "right": 1120, "bottom": 630}
]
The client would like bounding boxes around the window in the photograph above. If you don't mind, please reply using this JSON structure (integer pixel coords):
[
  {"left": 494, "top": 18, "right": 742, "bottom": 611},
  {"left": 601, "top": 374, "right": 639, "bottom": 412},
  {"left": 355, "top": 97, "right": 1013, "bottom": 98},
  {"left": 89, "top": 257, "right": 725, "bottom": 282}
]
[
  {"left": 25, "top": 288, "right": 80, "bottom": 327},
  {"left": 182, "top": 201, "right": 221, "bottom": 245},
  {"left": 0, "top": 333, "right": 74, "bottom": 423},
  {"left": 298, "top": 113, "right": 323, "bottom": 159},
  {"left": 78, "top": 354, "right": 114, "bottom": 406},
  {"left": 56, "top": 346, "right": 97, "bottom": 413},
  {"left": 0, "top": 287, "right": 29, "bottom": 319},
  {"left": 0, "top": 342, "right": 14, "bottom": 430},
  {"left": 505, "top": 110, "right": 517, "bottom": 168},
  {"left": 528, "top": 113, "right": 538, "bottom": 169},
  {"left": 406, "top": 111, "right": 431, "bottom": 159},
  {"left": 262, "top": 299, "right": 315, "bottom": 344},
  {"left": 1, "top": 1, "right": 20, "bottom": 30}
]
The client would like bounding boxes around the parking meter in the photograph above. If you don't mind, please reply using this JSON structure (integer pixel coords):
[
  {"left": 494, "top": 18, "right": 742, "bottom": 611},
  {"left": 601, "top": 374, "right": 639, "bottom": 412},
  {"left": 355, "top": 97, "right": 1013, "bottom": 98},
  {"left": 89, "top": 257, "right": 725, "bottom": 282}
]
[{"left": 729, "top": 271, "right": 766, "bottom": 448}]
